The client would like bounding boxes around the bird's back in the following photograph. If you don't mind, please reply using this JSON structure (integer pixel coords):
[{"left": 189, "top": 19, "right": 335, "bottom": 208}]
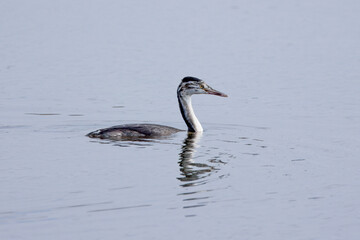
[{"left": 87, "top": 124, "right": 183, "bottom": 140}]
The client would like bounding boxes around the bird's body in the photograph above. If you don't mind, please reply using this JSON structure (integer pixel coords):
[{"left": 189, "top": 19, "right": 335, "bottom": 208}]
[
  {"left": 87, "top": 76, "right": 227, "bottom": 140},
  {"left": 87, "top": 124, "right": 182, "bottom": 139}
]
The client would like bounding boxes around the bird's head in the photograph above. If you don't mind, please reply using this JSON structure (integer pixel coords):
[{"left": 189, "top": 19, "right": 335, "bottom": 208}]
[{"left": 177, "top": 76, "right": 228, "bottom": 97}]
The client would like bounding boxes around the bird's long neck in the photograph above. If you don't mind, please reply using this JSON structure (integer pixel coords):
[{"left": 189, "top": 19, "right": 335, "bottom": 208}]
[{"left": 178, "top": 93, "right": 203, "bottom": 132}]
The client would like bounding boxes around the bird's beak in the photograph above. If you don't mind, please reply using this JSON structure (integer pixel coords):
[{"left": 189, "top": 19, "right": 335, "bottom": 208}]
[{"left": 204, "top": 86, "right": 228, "bottom": 97}]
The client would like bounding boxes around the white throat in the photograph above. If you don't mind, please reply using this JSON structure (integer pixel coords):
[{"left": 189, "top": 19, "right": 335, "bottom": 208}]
[{"left": 178, "top": 94, "right": 203, "bottom": 132}]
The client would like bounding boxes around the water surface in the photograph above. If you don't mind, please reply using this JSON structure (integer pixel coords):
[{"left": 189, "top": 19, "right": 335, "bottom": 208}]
[{"left": 1, "top": 1, "right": 360, "bottom": 239}]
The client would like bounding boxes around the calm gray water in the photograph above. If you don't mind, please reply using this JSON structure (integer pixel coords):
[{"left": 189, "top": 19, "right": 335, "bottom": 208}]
[{"left": 1, "top": 0, "right": 360, "bottom": 239}]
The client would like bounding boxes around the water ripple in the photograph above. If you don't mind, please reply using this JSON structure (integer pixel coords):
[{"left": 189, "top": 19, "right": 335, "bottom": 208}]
[{"left": 89, "top": 204, "right": 151, "bottom": 213}]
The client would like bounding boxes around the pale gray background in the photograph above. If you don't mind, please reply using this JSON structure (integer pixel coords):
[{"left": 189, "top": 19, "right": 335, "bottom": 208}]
[{"left": 1, "top": 0, "right": 359, "bottom": 239}]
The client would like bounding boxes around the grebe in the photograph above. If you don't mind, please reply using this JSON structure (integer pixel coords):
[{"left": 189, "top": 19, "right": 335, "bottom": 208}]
[{"left": 87, "top": 76, "right": 227, "bottom": 139}]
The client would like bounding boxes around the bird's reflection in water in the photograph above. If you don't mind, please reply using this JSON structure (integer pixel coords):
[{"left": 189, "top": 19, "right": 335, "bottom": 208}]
[
  {"left": 177, "top": 132, "right": 227, "bottom": 214},
  {"left": 178, "top": 132, "right": 207, "bottom": 211},
  {"left": 178, "top": 132, "right": 214, "bottom": 186}
]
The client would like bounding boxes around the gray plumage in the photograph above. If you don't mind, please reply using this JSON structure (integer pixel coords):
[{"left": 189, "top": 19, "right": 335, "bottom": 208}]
[{"left": 87, "top": 124, "right": 182, "bottom": 139}]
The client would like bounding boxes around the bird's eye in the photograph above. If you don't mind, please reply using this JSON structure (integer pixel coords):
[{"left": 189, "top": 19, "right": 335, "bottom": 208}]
[{"left": 200, "top": 84, "right": 205, "bottom": 89}]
